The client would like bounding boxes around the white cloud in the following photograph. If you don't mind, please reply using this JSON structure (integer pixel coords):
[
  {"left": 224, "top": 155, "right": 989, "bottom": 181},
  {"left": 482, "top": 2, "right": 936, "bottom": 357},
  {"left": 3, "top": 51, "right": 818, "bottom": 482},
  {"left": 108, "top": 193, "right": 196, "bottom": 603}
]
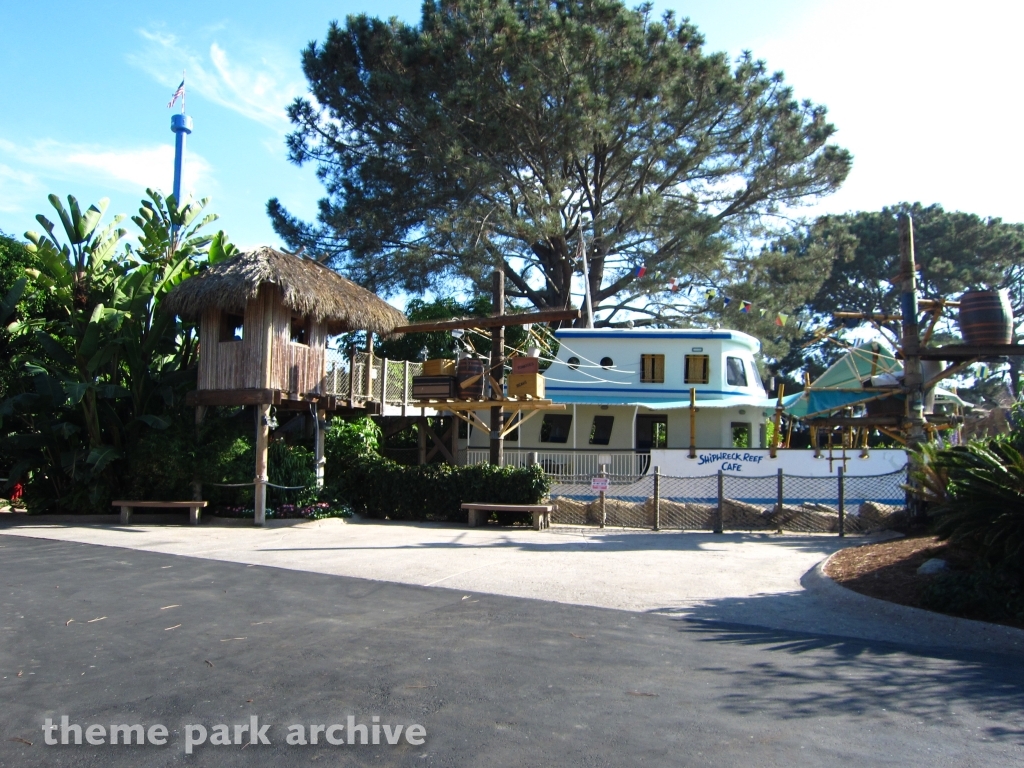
[
  {"left": 0, "top": 137, "right": 213, "bottom": 199},
  {"left": 755, "top": 0, "right": 1024, "bottom": 221},
  {"left": 130, "top": 29, "right": 306, "bottom": 132}
]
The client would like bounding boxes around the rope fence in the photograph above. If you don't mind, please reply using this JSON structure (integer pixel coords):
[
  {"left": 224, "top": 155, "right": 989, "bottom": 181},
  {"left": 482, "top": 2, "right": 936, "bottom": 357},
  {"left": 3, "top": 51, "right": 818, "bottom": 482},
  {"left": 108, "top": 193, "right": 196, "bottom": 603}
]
[{"left": 547, "top": 467, "right": 907, "bottom": 535}]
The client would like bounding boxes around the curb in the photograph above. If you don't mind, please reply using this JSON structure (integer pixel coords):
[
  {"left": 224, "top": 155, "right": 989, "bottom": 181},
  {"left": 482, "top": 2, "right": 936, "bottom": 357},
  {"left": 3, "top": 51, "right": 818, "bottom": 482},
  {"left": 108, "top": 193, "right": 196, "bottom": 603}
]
[{"left": 804, "top": 550, "right": 1024, "bottom": 656}]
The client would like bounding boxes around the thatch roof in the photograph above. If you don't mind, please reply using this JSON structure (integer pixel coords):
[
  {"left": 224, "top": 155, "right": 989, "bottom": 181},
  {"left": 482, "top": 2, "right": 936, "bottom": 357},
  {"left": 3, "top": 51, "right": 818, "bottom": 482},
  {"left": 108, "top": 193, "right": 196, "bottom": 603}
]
[{"left": 162, "top": 246, "right": 406, "bottom": 335}]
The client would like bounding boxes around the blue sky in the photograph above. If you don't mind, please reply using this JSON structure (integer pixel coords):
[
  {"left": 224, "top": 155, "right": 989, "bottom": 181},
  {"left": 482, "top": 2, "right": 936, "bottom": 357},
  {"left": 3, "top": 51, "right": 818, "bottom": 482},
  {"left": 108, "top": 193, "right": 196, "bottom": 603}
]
[{"left": 2, "top": 0, "right": 1022, "bottom": 264}]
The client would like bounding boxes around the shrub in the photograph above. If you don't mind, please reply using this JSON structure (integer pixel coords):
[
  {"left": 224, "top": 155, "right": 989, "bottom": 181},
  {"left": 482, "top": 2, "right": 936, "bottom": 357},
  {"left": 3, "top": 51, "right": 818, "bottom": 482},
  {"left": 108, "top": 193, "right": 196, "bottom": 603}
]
[
  {"left": 921, "top": 440, "right": 1024, "bottom": 569},
  {"left": 920, "top": 566, "right": 1024, "bottom": 627},
  {"left": 325, "top": 454, "right": 549, "bottom": 522}
]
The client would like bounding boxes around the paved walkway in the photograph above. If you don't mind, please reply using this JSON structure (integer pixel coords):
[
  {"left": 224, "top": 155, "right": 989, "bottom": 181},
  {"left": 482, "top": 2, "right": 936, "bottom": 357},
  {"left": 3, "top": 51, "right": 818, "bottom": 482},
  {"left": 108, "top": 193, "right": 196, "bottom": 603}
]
[
  {"left": 2, "top": 514, "right": 1022, "bottom": 655},
  {"left": 4, "top": 534, "right": 1023, "bottom": 767}
]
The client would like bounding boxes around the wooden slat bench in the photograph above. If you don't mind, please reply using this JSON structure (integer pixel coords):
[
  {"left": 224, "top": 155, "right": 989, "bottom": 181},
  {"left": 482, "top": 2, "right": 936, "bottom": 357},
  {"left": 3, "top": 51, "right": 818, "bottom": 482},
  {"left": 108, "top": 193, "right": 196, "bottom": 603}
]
[
  {"left": 112, "top": 500, "right": 208, "bottom": 526},
  {"left": 461, "top": 503, "right": 553, "bottom": 531}
]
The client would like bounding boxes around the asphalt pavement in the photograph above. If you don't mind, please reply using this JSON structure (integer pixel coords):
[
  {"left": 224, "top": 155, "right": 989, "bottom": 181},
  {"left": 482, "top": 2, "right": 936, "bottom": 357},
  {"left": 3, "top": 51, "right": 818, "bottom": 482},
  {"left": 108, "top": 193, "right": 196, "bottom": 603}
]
[{"left": 1, "top": 534, "right": 1022, "bottom": 767}]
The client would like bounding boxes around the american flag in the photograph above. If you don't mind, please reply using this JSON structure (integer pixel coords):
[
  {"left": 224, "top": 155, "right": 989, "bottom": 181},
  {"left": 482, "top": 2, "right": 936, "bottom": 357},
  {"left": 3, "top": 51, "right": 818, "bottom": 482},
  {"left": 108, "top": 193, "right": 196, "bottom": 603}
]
[{"left": 167, "top": 79, "right": 185, "bottom": 109}]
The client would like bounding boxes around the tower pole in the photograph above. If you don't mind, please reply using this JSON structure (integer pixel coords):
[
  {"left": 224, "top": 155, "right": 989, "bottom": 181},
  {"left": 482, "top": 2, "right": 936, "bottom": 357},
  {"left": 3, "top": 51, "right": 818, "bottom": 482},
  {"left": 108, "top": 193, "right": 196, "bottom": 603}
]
[
  {"left": 170, "top": 72, "right": 192, "bottom": 204},
  {"left": 899, "top": 213, "right": 927, "bottom": 524}
]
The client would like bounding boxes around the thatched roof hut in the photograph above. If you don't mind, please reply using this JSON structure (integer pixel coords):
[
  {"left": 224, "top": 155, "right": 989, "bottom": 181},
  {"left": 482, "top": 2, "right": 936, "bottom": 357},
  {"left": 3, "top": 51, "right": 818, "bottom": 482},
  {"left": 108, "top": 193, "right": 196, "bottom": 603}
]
[{"left": 162, "top": 245, "right": 406, "bottom": 335}]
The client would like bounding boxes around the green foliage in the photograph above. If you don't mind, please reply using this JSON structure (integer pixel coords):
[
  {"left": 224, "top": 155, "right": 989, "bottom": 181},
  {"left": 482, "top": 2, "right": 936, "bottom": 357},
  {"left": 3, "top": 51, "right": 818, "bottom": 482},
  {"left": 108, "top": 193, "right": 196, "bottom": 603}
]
[
  {"left": 267, "top": 439, "right": 316, "bottom": 505},
  {"left": 782, "top": 203, "right": 1024, "bottom": 388},
  {"left": 322, "top": 415, "right": 549, "bottom": 520},
  {"left": 0, "top": 191, "right": 234, "bottom": 512},
  {"left": 919, "top": 566, "right": 1024, "bottom": 627},
  {"left": 270, "top": 0, "right": 849, "bottom": 326},
  {"left": 326, "top": 455, "right": 550, "bottom": 522},
  {"left": 916, "top": 440, "right": 1024, "bottom": 568}
]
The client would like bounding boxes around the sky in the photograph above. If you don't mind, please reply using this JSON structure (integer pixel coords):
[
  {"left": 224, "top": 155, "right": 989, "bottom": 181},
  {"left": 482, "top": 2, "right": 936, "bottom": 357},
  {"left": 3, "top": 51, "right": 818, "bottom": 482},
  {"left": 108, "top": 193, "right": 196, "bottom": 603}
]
[{"left": 2, "top": 0, "right": 1023, "bottom": 266}]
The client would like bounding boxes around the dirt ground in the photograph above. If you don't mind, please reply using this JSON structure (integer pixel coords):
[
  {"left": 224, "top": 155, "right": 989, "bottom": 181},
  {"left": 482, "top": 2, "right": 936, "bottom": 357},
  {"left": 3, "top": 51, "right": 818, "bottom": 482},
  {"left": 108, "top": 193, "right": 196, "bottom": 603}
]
[{"left": 825, "top": 535, "right": 953, "bottom": 607}]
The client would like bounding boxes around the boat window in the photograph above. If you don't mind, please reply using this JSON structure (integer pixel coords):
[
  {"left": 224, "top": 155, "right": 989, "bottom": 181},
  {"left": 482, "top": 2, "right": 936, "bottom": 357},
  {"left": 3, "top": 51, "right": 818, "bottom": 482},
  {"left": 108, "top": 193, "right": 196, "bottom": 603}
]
[
  {"left": 290, "top": 315, "right": 309, "bottom": 345},
  {"left": 640, "top": 354, "right": 665, "bottom": 383},
  {"left": 732, "top": 422, "right": 752, "bottom": 448},
  {"left": 219, "top": 312, "right": 244, "bottom": 342},
  {"left": 540, "top": 414, "right": 573, "bottom": 443},
  {"left": 567, "top": 357, "right": 580, "bottom": 370},
  {"left": 600, "top": 356, "right": 614, "bottom": 369},
  {"left": 726, "top": 356, "right": 748, "bottom": 386},
  {"left": 684, "top": 354, "right": 709, "bottom": 384},
  {"left": 589, "top": 415, "right": 614, "bottom": 445},
  {"left": 749, "top": 361, "right": 765, "bottom": 391}
]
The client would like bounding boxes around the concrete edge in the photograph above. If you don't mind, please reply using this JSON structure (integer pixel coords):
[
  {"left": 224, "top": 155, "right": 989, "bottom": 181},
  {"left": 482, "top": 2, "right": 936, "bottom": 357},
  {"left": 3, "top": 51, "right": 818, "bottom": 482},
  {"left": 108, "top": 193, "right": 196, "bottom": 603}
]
[{"left": 805, "top": 550, "right": 1024, "bottom": 656}]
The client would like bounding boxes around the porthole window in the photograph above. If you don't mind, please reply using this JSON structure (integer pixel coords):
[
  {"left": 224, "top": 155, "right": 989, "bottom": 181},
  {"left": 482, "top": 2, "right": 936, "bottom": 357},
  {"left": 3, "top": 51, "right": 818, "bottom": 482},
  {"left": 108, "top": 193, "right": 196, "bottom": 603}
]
[
  {"left": 600, "top": 356, "right": 614, "bottom": 369},
  {"left": 567, "top": 357, "right": 580, "bottom": 370}
]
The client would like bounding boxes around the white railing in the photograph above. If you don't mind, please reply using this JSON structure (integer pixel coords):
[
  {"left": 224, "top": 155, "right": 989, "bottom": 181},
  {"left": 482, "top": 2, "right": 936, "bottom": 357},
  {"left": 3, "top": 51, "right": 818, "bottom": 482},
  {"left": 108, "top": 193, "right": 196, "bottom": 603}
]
[
  {"left": 462, "top": 448, "right": 651, "bottom": 478},
  {"left": 324, "top": 350, "right": 423, "bottom": 406}
]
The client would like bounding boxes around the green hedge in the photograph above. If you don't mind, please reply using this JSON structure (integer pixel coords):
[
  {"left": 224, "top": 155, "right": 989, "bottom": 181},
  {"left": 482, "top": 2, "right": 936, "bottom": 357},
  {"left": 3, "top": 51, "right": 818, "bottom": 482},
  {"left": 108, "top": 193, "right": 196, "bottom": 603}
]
[{"left": 326, "top": 454, "right": 549, "bottom": 523}]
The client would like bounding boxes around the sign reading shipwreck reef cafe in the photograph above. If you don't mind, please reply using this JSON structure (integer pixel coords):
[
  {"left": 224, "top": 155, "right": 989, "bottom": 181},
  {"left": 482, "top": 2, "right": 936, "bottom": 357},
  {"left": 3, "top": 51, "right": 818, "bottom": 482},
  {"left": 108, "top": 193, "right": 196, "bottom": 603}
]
[{"left": 651, "top": 448, "right": 909, "bottom": 478}]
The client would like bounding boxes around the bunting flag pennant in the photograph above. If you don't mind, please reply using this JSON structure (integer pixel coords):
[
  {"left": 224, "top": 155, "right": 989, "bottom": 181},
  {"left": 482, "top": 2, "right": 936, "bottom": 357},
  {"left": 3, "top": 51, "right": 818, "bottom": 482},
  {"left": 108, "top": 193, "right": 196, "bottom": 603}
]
[
  {"left": 759, "top": 308, "right": 767, "bottom": 317},
  {"left": 775, "top": 312, "right": 789, "bottom": 327},
  {"left": 723, "top": 296, "right": 731, "bottom": 307},
  {"left": 740, "top": 300, "right": 752, "bottom": 313},
  {"left": 705, "top": 288, "right": 715, "bottom": 301},
  {"left": 634, "top": 265, "right": 646, "bottom": 278}
]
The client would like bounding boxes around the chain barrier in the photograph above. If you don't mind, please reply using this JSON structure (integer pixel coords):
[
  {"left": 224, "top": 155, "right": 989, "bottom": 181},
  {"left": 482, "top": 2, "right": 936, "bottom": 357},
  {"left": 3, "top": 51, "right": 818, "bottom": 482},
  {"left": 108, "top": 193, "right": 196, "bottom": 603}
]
[{"left": 547, "top": 467, "right": 908, "bottom": 534}]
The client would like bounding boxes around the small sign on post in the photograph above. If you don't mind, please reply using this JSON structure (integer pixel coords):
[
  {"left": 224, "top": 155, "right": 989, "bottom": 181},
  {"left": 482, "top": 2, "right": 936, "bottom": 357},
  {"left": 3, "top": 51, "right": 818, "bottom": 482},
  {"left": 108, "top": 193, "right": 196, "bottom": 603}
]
[{"left": 591, "top": 476, "right": 610, "bottom": 492}]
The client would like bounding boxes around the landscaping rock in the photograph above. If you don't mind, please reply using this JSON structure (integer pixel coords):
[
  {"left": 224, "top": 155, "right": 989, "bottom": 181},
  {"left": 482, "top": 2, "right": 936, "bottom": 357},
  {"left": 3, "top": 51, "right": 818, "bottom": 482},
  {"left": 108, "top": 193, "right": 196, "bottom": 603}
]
[{"left": 917, "top": 558, "right": 948, "bottom": 575}]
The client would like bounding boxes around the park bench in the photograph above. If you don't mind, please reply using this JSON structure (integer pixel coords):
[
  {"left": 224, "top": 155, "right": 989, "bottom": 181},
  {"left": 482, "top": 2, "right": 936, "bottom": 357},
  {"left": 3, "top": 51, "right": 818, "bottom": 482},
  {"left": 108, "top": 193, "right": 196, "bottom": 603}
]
[
  {"left": 112, "top": 500, "right": 208, "bottom": 526},
  {"left": 461, "top": 502, "right": 553, "bottom": 531}
]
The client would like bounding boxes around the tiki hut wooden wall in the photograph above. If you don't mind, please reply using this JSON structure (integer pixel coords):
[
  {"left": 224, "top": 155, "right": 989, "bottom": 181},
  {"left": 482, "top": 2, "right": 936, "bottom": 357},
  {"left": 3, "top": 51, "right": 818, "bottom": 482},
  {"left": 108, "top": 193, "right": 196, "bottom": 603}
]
[{"left": 196, "top": 284, "right": 327, "bottom": 396}]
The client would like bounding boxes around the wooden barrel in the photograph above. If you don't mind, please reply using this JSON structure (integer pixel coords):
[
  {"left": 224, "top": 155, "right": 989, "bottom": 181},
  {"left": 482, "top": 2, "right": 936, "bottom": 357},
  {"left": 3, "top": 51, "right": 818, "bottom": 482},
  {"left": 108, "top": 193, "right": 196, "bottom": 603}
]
[
  {"left": 456, "top": 357, "right": 485, "bottom": 399},
  {"left": 958, "top": 289, "right": 1013, "bottom": 345}
]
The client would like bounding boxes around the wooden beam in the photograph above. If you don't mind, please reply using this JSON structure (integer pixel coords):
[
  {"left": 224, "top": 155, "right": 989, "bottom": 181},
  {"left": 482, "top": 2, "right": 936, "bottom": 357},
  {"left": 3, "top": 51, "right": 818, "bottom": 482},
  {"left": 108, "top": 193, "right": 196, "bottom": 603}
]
[
  {"left": 393, "top": 308, "right": 580, "bottom": 334},
  {"left": 423, "top": 419, "right": 456, "bottom": 464},
  {"left": 186, "top": 388, "right": 280, "bottom": 406},
  {"left": 919, "top": 344, "right": 1024, "bottom": 360}
]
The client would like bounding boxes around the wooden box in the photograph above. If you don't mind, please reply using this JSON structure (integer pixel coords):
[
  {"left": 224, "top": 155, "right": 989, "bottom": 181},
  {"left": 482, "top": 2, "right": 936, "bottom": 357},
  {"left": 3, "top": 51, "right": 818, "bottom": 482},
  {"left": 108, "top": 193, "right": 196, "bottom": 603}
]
[
  {"left": 507, "top": 373, "right": 545, "bottom": 398},
  {"left": 510, "top": 356, "right": 540, "bottom": 374},
  {"left": 412, "top": 375, "right": 457, "bottom": 399},
  {"left": 422, "top": 359, "right": 455, "bottom": 376}
]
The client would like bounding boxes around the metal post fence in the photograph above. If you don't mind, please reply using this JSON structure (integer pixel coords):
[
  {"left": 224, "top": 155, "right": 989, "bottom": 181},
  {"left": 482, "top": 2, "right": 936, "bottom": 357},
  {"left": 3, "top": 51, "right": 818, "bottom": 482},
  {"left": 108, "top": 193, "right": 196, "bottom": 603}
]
[
  {"left": 838, "top": 466, "right": 845, "bottom": 538},
  {"left": 545, "top": 466, "right": 908, "bottom": 533},
  {"left": 715, "top": 470, "right": 724, "bottom": 534},
  {"left": 653, "top": 466, "right": 661, "bottom": 531},
  {"left": 776, "top": 468, "right": 784, "bottom": 513}
]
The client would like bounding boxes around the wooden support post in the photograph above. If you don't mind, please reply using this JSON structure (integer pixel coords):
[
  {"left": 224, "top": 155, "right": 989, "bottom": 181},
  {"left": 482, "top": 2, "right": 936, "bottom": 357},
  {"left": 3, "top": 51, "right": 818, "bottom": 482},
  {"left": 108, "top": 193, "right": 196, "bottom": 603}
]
[
  {"left": 777, "top": 468, "right": 784, "bottom": 514},
  {"left": 403, "top": 360, "right": 410, "bottom": 416},
  {"left": 364, "top": 332, "right": 374, "bottom": 401},
  {"left": 715, "top": 470, "right": 724, "bottom": 534},
  {"left": 770, "top": 384, "right": 785, "bottom": 459},
  {"left": 448, "top": 416, "right": 459, "bottom": 465},
  {"left": 838, "top": 465, "right": 846, "bottom": 538},
  {"left": 348, "top": 345, "right": 357, "bottom": 406},
  {"left": 599, "top": 464, "right": 607, "bottom": 529},
  {"left": 417, "top": 416, "right": 427, "bottom": 465},
  {"left": 192, "top": 405, "right": 206, "bottom": 503},
  {"left": 653, "top": 466, "right": 661, "bottom": 531},
  {"left": 254, "top": 403, "right": 270, "bottom": 527},
  {"left": 785, "top": 416, "right": 794, "bottom": 449},
  {"left": 489, "top": 270, "right": 505, "bottom": 466},
  {"left": 899, "top": 213, "right": 927, "bottom": 523},
  {"left": 688, "top": 387, "right": 697, "bottom": 459},
  {"left": 315, "top": 408, "right": 326, "bottom": 489}
]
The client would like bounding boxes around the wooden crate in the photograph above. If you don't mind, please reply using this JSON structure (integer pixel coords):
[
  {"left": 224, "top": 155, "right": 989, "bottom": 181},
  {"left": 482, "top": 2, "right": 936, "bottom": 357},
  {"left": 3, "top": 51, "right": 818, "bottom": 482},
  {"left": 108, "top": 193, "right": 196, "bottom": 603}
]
[
  {"left": 422, "top": 359, "right": 456, "bottom": 376},
  {"left": 507, "top": 373, "right": 545, "bottom": 398},
  {"left": 510, "top": 356, "right": 540, "bottom": 374}
]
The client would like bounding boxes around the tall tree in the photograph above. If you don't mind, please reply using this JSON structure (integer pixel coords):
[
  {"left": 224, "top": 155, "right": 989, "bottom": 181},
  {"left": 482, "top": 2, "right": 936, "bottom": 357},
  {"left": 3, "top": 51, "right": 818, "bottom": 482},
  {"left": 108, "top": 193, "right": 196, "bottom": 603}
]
[
  {"left": 780, "top": 203, "right": 1024, "bottom": 396},
  {"left": 269, "top": 0, "right": 850, "bottom": 325}
]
